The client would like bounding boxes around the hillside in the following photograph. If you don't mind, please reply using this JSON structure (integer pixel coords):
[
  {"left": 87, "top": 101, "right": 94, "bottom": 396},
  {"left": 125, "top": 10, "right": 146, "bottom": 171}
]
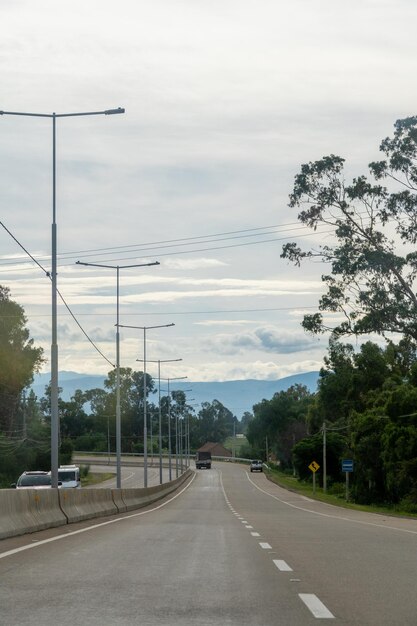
[{"left": 31, "top": 370, "right": 320, "bottom": 419}]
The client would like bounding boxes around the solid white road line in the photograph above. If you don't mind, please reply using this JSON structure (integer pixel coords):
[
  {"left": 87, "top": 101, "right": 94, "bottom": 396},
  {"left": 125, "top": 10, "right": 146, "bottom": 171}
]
[
  {"left": 259, "top": 542, "right": 272, "bottom": 549},
  {"left": 273, "top": 559, "right": 293, "bottom": 571},
  {"left": 0, "top": 473, "right": 196, "bottom": 561},
  {"left": 246, "top": 472, "right": 417, "bottom": 536},
  {"left": 299, "top": 594, "right": 335, "bottom": 619}
]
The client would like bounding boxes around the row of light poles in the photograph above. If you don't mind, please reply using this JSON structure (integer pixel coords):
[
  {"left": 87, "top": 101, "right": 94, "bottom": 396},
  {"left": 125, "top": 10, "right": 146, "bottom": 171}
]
[
  {"left": 136, "top": 359, "right": 182, "bottom": 485},
  {"left": 2, "top": 105, "right": 192, "bottom": 489},
  {"left": 1, "top": 106, "right": 125, "bottom": 487}
]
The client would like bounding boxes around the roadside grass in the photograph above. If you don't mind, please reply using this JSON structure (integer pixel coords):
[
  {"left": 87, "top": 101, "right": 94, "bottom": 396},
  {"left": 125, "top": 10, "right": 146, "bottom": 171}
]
[
  {"left": 264, "top": 466, "right": 417, "bottom": 519},
  {"left": 224, "top": 435, "right": 248, "bottom": 456},
  {"left": 81, "top": 472, "right": 115, "bottom": 487}
]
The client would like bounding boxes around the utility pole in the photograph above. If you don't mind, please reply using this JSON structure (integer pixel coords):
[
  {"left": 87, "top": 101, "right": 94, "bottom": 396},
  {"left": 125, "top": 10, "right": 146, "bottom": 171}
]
[{"left": 323, "top": 421, "right": 327, "bottom": 493}]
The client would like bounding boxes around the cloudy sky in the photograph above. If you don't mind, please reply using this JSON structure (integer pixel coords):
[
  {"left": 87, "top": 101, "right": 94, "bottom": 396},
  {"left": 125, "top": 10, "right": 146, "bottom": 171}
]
[{"left": 1, "top": 0, "right": 416, "bottom": 383}]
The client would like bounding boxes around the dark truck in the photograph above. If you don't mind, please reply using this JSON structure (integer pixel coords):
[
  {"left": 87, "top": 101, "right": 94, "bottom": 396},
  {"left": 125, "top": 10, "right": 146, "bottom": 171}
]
[{"left": 196, "top": 451, "right": 212, "bottom": 469}]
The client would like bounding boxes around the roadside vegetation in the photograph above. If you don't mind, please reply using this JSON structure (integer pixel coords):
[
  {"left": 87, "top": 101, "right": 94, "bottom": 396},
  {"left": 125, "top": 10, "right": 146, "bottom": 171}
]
[
  {"left": 263, "top": 465, "right": 417, "bottom": 519},
  {"left": 2, "top": 116, "right": 417, "bottom": 515}
]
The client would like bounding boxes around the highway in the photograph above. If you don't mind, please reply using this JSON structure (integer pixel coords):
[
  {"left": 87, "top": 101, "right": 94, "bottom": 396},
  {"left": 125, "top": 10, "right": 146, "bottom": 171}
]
[
  {"left": 75, "top": 454, "right": 185, "bottom": 488},
  {"left": 1, "top": 462, "right": 417, "bottom": 625},
  {"left": 85, "top": 463, "right": 174, "bottom": 488}
]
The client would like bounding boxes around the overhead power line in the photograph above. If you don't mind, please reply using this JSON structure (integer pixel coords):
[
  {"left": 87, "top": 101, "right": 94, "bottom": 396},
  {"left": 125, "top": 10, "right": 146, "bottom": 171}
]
[
  {"left": 0, "top": 220, "right": 334, "bottom": 272},
  {"left": 0, "top": 221, "right": 115, "bottom": 368}
]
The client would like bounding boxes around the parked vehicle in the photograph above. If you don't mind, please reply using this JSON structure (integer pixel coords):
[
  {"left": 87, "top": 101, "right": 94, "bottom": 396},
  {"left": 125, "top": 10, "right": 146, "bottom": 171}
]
[
  {"left": 250, "top": 460, "right": 263, "bottom": 472},
  {"left": 196, "top": 451, "right": 212, "bottom": 469},
  {"left": 57, "top": 465, "right": 81, "bottom": 488},
  {"left": 12, "top": 471, "right": 53, "bottom": 489}
]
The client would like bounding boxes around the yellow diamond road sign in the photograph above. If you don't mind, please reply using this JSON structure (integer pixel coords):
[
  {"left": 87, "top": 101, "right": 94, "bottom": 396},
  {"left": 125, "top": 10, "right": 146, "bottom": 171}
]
[{"left": 309, "top": 460, "right": 320, "bottom": 473}]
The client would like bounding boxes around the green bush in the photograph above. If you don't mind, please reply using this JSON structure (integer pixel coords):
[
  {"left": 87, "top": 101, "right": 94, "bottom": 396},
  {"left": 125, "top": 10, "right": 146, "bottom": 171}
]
[
  {"left": 327, "top": 482, "right": 345, "bottom": 497},
  {"left": 80, "top": 464, "right": 90, "bottom": 479}
]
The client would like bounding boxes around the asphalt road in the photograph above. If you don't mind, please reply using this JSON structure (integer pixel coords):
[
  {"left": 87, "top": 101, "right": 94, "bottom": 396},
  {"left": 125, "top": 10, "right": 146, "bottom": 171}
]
[
  {"left": 85, "top": 463, "right": 174, "bottom": 488},
  {"left": 75, "top": 454, "right": 186, "bottom": 488},
  {"left": 1, "top": 462, "right": 417, "bottom": 625}
]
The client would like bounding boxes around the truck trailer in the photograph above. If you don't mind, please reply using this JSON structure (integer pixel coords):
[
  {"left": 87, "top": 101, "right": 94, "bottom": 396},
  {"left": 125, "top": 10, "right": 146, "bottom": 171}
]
[{"left": 196, "top": 451, "right": 212, "bottom": 469}]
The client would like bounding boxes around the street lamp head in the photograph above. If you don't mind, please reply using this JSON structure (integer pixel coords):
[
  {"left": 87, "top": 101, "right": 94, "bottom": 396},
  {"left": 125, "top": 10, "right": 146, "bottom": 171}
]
[{"left": 104, "top": 107, "right": 125, "bottom": 115}]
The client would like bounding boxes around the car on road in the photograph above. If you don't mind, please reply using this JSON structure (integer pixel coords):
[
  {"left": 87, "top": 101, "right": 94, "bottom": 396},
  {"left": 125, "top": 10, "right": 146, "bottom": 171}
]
[
  {"left": 12, "top": 471, "right": 53, "bottom": 489},
  {"left": 250, "top": 460, "right": 263, "bottom": 472},
  {"left": 57, "top": 465, "right": 81, "bottom": 488}
]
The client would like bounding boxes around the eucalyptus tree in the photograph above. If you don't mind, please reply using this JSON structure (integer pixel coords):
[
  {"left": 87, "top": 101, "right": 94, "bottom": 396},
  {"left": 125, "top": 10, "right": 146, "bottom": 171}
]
[{"left": 281, "top": 116, "right": 417, "bottom": 342}]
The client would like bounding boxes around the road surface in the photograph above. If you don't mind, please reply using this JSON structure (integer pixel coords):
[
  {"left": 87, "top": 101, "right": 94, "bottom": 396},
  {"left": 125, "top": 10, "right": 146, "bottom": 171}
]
[{"left": 1, "top": 462, "right": 417, "bottom": 624}]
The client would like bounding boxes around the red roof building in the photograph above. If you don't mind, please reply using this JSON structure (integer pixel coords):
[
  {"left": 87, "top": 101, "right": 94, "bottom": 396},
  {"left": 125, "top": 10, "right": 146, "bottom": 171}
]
[{"left": 197, "top": 442, "right": 232, "bottom": 457}]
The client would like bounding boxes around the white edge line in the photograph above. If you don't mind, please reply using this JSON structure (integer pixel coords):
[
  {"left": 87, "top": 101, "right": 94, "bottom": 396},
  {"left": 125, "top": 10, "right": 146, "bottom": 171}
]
[
  {"left": 245, "top": 473, "right": 417, "bottom": 535},
  {"left": 0, "top": 473, "right": 196, "bottom": 561}
]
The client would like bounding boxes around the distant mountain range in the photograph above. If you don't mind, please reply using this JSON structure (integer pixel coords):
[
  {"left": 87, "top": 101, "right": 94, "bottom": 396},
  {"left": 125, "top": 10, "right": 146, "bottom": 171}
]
[{"left": 31, "top": 370, "right": 320, "bottom": 419}]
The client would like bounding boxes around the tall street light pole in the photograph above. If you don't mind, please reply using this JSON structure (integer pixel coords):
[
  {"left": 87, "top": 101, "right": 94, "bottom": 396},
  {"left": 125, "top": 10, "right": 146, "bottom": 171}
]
[
  {"left": 136, "top": 358, "right": 182, "bottom": 484},
  {"left": 120, "top": 323, "right": 174, "bottom": 487},
  {"left": 75, "top": 260, "right": 159, "bottom": 488},
  {"left": 177, "top": 391, "right": 192, "bottom": 472},
  {"left": 160, "top": 376, "right": 188, "bottom": 479},
  {"left": 1, "top": 107, "right": 124, "bottom": 487}
]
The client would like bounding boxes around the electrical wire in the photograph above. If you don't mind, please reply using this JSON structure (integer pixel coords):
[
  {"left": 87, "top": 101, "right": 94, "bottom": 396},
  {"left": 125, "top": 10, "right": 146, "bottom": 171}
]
[
  {"left": 0, "top": 221, "right": 115, "bottom": 368},
  {"left": 0, "top": 221, "right": 335, "bottom": 272},
  {"left": 0, "top": 221, "right": 305, "bottom": 267}
]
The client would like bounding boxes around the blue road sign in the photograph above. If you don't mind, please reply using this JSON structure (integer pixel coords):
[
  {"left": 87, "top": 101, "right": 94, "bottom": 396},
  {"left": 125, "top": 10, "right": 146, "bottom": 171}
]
[{"left": 342, "top": 459, "right": 354, "bottom": 472}]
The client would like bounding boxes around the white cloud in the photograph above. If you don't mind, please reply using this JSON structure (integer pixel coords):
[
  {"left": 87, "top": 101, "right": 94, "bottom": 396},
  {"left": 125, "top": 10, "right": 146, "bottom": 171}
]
[
  {"left": 164, "top": 258, "right": 227, "bottom": 270},
  {"left": 2, "top": 0, "right": 416, "bottom": 383},
  {"left": 175, "top": 359, "right": 323, "bottom": 383},
  {"left": 194, "top": 319, "right": 258, "bottom": 327},
  {"left": 206, "top": 326, "right": 321, "bottom": 356}
]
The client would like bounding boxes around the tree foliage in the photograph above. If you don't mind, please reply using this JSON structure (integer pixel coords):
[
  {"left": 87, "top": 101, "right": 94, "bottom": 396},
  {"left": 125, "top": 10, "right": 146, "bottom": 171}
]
[
  {"left": 0, "top": 286, "right": 44, "bottom": 432},
  {"left": 194, "top": 399, "right": 235, "bottom": 447},
  {"left": 281, "top": 116, "right": 417, "bottom": 342},
  {"left": 247, "top": 385, "right": 312, "bottom": 467}
]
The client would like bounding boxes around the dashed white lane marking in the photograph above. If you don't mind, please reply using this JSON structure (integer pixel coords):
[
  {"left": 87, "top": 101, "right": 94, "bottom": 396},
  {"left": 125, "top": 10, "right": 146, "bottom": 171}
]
[
  {"left": 241, "top": 520, "right": 248, "bottom": 524},
  {"left": 273, "top": 559, "right": 293, "bottom": 572},
  {"left": 251, "top": 532, "right": 260, "bottom": 537},
  {"left": 299, "top": 594, "right": 335, "bottom": 619},
  {"left": 245, "top": 525, "right": 253, "bottom": 529},
  {"left": 259, "top": 542, "right": 272, "bottom": 549}
]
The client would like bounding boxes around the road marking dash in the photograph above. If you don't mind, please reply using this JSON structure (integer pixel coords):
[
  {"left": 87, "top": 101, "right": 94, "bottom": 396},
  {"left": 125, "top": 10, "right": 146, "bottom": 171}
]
[
  {"left": 259, "top": 542, "right": 272, "bottom": 549},
  {"left": 273, "top": 559, "right": 293, "bottom": 571},
  {"left": 251, "top": 532, "right": 260, "bottom": 537},
  {"left": 245, "top": 525, "right": 253, "bottom": 529},
  {"left": 299, "top": 594, "right": 334, "bottom": 619}
]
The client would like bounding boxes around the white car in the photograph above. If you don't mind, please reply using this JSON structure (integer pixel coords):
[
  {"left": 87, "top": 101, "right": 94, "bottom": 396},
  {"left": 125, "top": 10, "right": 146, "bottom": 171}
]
[
  {"left": 250, "top": 460, "right": 263, "bottom": 472},
  {"left": 13, "top": 471, "right": 53, "bottom": 489}
]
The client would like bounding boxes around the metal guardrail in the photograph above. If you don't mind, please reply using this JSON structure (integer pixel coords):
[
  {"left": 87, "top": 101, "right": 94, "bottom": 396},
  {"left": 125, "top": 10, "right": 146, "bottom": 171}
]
[{"left": 74, "top": 451, "right": 254, "bottom": 464}]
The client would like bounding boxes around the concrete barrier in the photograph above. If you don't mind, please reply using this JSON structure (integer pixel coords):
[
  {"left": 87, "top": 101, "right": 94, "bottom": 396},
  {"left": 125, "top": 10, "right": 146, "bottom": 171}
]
[
  {"left": 0, "top": 469, "right": 193, "bottom": 540},
  {"left": 0, "top": 489, "right": 66, "bottom": 540},
  {"left": 119, "top": 469, "right": 192, "bottom": 512},
  {"left": 119, "top": 487, "right": 152, "bottom": 512},
  {"left": 59, "top": 488, "right": 118, "bottom": 523},
  {"left": 111, "top": 489, "right": 127, "bottom": 514}
]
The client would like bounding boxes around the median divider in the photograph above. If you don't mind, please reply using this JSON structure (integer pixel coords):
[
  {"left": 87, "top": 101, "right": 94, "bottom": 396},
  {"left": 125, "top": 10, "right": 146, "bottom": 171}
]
[
  {"left": 59, "top": 488, "right": 118, "bottom": 523},
  {"left": 0, "top": 469, "right": 193, "bottom": 540},
  {"left": 119, "top": 469, "right": 192, "bottom": 511},
  {"left": 0, "top": 488, "right": 67, "bottom": 540}
]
